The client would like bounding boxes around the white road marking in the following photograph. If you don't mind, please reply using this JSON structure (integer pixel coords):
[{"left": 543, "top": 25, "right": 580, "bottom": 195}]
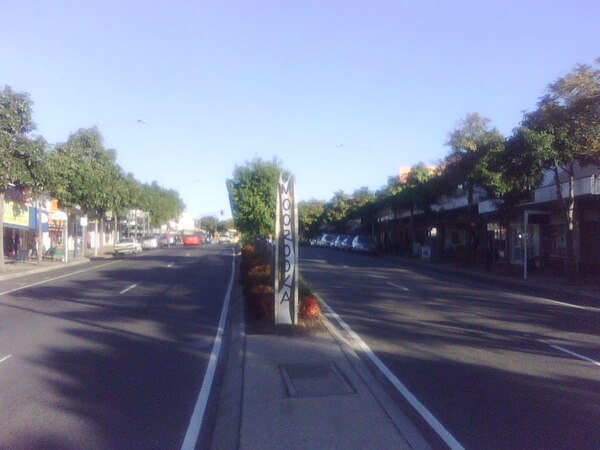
[
  {"left": 167, "top": 263, "right": 174, "bottom": 268},
  {"left": 533, "top": 297, "right": 600, "bottom": 313},
  {"left": 119, "top": 283, "right": 139, "bottom": 295},
  {"left": 0, "top": 261, "right": 119, "bottom": 297},
  {"left": 180, "top": 249, "right": 236, "bottom": 450},
  {"left": 319, "top": 297, "right": 465, "bottom": 450},
  {"left": 185, "top": 253, "right": 191, "bottom": 257},
  {"left": 386, "top": 281, "right": 410, "bottom": 291},
  {"left": 549, "top": 344, "right": 600, "bottom": 367},
  {"left": 0, "top": 355, "right": 12, "bottom": 364}
]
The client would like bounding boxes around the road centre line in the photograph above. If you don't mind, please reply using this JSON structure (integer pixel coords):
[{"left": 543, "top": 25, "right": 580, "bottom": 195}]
[
  {"left": 0, "top": 261, "right": 119, "bottom": 298},
  {"left": 318, "top": 296, "right": 464, "bottom": 450},
  {"left": 119, "top": 283, "right": 139, "bottom": 295},
  {"left": 386, "top": 281, "right": 410, "bottom": 292},
  {"left": 180, "top": 248, "right": 236, "bottom": 450},
  {"left": 549, "top": 344, "right": 600, "bottom": 367},
  {"left": 0, "top": 355, "right": 12, "bottom": 364}
]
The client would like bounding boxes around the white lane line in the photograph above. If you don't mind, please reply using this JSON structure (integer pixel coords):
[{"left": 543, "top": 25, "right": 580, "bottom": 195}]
[
  {"left": 0, "top": 261, "right": 119, "bottom": 297},
  {"left": 0, "top": 355, "right": 12, "bottom": 364},
  {"left": 534, "top": 298, "right": 600, "bottom": 313},
  {"left": 549, "top": 344, "right": 600, "bottom": 367},
  {"left": 386, "top": 281, "right": 410, "bottom": 292},
  {"left": 319, "top": 297, "right": 464, "bottom": 450},
  {"left": 167, "top": 263, "right": 174, "bottom": 268},
  {"left": 180, "top": 249, "right": 236, "bottom": 450},
  {"left": 119, "top": 283, "right": 139, "bottom": 295}
]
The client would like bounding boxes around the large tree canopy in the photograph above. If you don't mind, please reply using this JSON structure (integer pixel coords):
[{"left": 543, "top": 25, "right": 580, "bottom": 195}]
[
  {"left": 45, "top": 127, "right": 122, "bottom": 217},
  {"left": 521, "top": 60, "right": 600, "bottom": 275},
  {"left": 227, "top": 158, "right": 285, "bottom": 239},
  {"left": 0, "top": 86, "right": 46, "bottom": 264}
]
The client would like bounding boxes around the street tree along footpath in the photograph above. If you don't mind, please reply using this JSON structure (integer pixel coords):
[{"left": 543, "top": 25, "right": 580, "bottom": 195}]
[
  {"left": 0, "top": 86, "right": 47, "bottom": 266},
  {"left": 298, "top": 199, "right": 326, "bottom": 242},
  {"left": 522, "top": 60, "right": 600, "bottom": 276},
  {"left": 1, "top": 84, "right": 185, "bottom": 258},
  {"left": 46, "top": 128, "right": 127, "bottom": 243},
  {"left": 45, "top": 128, "right": 185, "bottom": 245},
  {"left": 444, "top": 113, "right": 505, "bottom": 262},
  {"left": 297, "top": 58, "right": 598, "bottom": 279}
]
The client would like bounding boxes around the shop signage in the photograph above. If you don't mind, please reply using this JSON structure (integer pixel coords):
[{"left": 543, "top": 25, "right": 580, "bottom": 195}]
[
  {"left": 274, "top": 173, "right": 298, "bottom": 324},
  {"left": 3, "top": 201, "right": 30, "bottom": 228}
]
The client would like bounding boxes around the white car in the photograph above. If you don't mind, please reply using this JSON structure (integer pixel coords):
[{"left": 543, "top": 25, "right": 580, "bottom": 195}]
[
  {"left": 114, "top": 238, "right": 142, "bottom": 256},
  {"left": 141, "top": 236, "right": 159, "bottom": 250}
]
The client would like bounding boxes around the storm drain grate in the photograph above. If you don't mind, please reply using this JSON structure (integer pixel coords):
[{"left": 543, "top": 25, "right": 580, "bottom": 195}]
[{"left": 280, "top": 362, "right": 356, "bottom": 398}]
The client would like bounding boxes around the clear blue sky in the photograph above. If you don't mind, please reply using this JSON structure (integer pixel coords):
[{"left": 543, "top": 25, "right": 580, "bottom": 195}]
[{"left": 2, "top": 0, "right": 599, "bottom": 219}]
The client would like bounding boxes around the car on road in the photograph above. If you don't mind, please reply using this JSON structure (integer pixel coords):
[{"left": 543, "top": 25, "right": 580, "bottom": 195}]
[
  {"left": 318, "top": 234, "right": 335, "bottom": 247},
  {"left": 141, "top": 236, "right": 159, "bottom": 250},
  {"left": 114, "top": 238, "right": 142, "bottom": 256},
  {"left": 183, "top": 235, "right": 201, "bottom": 246},
  {"left": 351, "top": 235, "right": 377, "bottom": 254},
  {"left": 340, "top": 235, "right": 354, "bottom": 251}
]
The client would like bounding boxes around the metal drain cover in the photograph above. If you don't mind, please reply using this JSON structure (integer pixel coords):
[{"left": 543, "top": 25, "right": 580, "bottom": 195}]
[{"left": 280, "top": 362, "right": 356, "bottom": 398}]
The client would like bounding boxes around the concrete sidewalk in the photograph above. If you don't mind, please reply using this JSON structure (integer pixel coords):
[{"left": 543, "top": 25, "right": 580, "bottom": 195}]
[{"left": 239, "top": 326, "right": 431, "bottom": 450}]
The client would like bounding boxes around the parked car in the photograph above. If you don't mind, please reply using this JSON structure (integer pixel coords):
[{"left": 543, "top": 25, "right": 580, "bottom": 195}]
[
  {"left": 183, "top": 235, "right": 201, "bottom": 246},
  {"left": 340, "top": 235, "right": 354, "bottom": 251},
  {"left": 159, "top": 235, "right": 175, "bottom": 247},
  {"left": 114, "top": 238, "right": 142, "bottom": 256},
  {"left": 352, "top": 235, "right": 377, "bottom": 254},
  {"left": 318, "top": 234, "right": 335, "bottom": 247},
  {"left": 141, "top": 236, "right": 159, "bottom": 250},
  {"left": 333, "top": 235, "right": 350, "bottom": 249}
]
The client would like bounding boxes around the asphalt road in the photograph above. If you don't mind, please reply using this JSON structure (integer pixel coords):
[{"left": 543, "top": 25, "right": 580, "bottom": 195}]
[
  {"left": 0, "top": 244, "right": 234, "bottom": 450},
  {"left": 300, "top": 246, "right": 600, "bottom": 450}
]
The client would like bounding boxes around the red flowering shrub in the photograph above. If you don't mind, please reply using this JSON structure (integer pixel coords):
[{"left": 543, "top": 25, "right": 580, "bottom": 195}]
[
  {"left": 247, "top": 284, "right": 274, "bottom": 321},
  {"left": 244, "top": 264, "right": 272, "bottom": 289},
  {"left": 299, "top": 296, "right": 322, "bottom": 320}
]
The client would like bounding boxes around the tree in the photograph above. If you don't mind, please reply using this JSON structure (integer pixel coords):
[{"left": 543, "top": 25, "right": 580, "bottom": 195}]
[
  {"left": 0, "top": 86, "right": 46, "bottom": 265},
  {"left": 445, "top": 113, "right": 505, "bottom": 260},
  {"left": 199, "top": 215, "right": 218, "bottom": 235},
  {"left": 298, "top": 199, "right": 326, "bottom": 240},
  {"left": 226, "top": 158, "right": 285, "bottom": 240},
  {"left": 323, "top": 190, "right": 351, "bottom": 229},
  {"left": 395, "top": 163, "right": 435, "bottom": 251},
  {"left": 45, "top": 127, "right": 125, "bottom": 248},
  {"left": 140, "top": 181, "right": 185, "bottom": 228},
  {"left": 522, "top": 59, "right": 600, "bottom": 276}
]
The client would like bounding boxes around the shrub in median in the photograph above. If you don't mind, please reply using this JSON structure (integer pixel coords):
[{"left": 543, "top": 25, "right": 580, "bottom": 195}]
[
  {"left": 247, "top": 284, "right": 274, "bottom": 321},
  {"left": 299, "top": 296, "right": 322, "bottom": 320}
]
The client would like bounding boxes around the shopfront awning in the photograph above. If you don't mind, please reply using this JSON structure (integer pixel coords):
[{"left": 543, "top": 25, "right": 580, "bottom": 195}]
[{"left": 50, "top": 211, "right": 68, "bottom": 221}]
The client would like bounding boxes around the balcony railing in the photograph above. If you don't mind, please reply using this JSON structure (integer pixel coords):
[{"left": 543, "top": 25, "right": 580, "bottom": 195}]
[{"left": 534, "top": 175, "right": 599, "bottom": 203}]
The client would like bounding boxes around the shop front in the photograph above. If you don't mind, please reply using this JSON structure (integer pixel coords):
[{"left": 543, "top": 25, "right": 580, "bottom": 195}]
[{"left": 2, "top": 199, "right": 49, "bottom": 261}]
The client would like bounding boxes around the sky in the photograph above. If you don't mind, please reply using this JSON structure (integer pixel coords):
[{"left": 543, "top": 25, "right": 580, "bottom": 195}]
[{"left": 2, "top": 0, "right": 599, "bottom": 220}]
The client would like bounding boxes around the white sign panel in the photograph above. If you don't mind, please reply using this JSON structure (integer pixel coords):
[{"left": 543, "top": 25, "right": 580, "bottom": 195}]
[{"left": 274, "top": 174, "right": 298, "bottom": 324}]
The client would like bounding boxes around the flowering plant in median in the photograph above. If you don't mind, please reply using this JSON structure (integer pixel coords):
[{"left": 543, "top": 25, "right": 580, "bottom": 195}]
[{"left": 299, "top": 296, "right": 322, "bottom": 320}]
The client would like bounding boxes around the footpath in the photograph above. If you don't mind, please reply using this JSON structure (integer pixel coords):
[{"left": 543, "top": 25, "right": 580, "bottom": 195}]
[{"left": 1, "top": 249, "right": 598, "bottom": 450}]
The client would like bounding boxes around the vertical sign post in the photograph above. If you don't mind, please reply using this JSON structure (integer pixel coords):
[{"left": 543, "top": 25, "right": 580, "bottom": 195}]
[{"left": 274, "top": 173, "right": 299, "bottom": 325}]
